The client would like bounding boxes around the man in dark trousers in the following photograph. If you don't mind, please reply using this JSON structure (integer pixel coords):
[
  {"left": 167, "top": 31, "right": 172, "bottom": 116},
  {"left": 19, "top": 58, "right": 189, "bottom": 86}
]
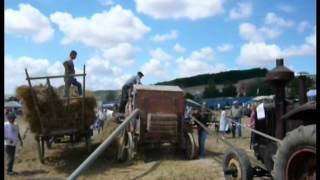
[
  {"left": 4, "top": 113, "right": 23, "bottom": 175},
  {"left": 63, "top": 50, "right": 82, "bottom": 97},
  {"left": 118, "top": 72, "right": 144, "bottom": 113},
  {"left": 193, "top": 102, "right": 211, "bottom": 158}
]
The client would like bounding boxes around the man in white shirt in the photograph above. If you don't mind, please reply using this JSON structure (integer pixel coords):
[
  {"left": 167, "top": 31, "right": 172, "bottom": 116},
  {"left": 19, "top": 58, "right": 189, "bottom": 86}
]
[
  {"left": 119, "top": 72, "right": 144, "bottom": 113},
  {"left": 4, "top": 113, "right": 23, "bottom": 175}
]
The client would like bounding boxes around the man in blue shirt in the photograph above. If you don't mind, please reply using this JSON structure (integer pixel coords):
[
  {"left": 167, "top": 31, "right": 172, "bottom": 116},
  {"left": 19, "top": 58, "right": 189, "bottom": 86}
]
[
  {"left": 63, "top": 50, "right": 82, "bottom": 97},
  {"left": 119, "top": 72, "right": 144, "bottom": 113}
]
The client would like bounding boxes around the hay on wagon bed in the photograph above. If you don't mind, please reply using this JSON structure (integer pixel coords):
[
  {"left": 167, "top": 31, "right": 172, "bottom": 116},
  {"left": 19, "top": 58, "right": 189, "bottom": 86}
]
[{"left": 16, "top": 85, "right": 97, "bottom": 135}]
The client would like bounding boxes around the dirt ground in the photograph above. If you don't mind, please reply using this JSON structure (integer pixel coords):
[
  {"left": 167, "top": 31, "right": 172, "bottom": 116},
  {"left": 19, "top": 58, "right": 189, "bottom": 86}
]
[{"left": 4, "top": 116, "right": 272, "bottom": 180}]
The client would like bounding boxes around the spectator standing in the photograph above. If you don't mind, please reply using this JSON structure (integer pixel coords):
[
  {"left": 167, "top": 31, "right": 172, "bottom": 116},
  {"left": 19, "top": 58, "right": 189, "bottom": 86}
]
[
  {"left": 219, "top": 107, "right": 229, "bottom": 138},
  {"left": 4, "top": 113, "right": 23, "bottom": 176},
  {"left": 230, "top": 101, "right": 243, "bottom": 138},
  {"left": 194, "top": 102, "right": 211, "bottom": 158},
  {"left": 248, "top": 104, "right": 257, "bottom": 149}
]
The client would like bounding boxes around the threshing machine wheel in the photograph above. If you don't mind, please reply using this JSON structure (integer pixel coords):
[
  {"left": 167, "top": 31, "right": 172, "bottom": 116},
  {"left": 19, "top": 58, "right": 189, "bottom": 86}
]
[
  {"left": 117, "top": 131, "right": 135, "bottom": 161},
  {"left": 185, "top": 132, "right": 196, "bottom": 160},
  {"left": 223, "top": 147, "right": 253, "bottom": 180},
  {"left": 272, "top": 125, "right": 316, "bottom": 180},
  {"left": 36, "top": 136, "right": 45, "bottom": 164}
]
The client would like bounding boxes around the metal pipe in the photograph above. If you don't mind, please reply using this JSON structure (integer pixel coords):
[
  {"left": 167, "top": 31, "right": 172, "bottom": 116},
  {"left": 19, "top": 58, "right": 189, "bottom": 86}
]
[
  {"left": 192, "top": 116, "right": 281, "bottom": 144},
  {"left": 67, "top": 109, "right": 140, "bottom": 180},
  {"left": 298, "top": 75, "right": 307, "bottom": 105}
]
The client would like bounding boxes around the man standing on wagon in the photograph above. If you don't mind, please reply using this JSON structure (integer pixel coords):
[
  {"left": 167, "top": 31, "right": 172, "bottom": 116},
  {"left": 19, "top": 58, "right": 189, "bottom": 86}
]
[
  {"left": 63, "top": 50, "right": 82, "bottom": 97},
  {"left": 119, "top": 71, "right": 144, "bottom": 113}
]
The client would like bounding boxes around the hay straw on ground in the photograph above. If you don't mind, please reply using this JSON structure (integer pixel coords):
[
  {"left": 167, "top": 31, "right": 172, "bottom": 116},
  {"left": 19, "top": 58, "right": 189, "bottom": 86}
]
[{"left": 16, "top": 85, "right": 97, "bottom": 135}]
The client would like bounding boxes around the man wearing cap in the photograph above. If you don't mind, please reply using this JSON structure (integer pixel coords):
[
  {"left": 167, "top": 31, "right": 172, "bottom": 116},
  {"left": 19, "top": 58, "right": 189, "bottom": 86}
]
[
  {"left": 4, "top": 113, "right": 23, "bottom": 175},
  {"left": 230, "top": 101, "right": 243, "bottom": 138},
  {"left": 119, "top": 72, "right": 144, "bottom": 113},
  {"left": 63, "top": 50, "right": 82, "bottom": 97}
]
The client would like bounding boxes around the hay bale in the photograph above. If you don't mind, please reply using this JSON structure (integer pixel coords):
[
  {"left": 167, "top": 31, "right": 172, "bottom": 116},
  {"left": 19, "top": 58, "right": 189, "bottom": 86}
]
[{"left": 16, "top": 85, "right": 97, "bottom": 135}]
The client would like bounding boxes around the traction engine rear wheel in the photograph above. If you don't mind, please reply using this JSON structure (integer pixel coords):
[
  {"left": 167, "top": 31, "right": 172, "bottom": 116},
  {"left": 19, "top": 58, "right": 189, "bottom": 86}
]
[{"left": 273, "top": 125, "right": 316, "bottom": 180}]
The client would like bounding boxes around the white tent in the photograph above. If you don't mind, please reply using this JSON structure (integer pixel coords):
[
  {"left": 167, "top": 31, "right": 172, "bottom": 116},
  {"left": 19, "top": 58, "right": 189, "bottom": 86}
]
[
  {"left": 307, "top": 89, "right": 316, "bottom": 97},
  {"left": 252, "top": 95, "right": 275, "bottom": 101},
  {"left": 4, "top": 101, "right": 22, "bottom": 108}
]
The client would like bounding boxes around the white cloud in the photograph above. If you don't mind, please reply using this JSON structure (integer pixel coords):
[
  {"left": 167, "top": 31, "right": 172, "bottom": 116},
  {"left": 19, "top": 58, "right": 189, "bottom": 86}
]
[
  {"left": 85, "top": 56, "right": 130, "bottom": 90},
  {"left": 239, "top": 23, "right": 264, "bottom": 42},
  {"left": 277, "top": 4, "right": 295, "bottom": 13},
  {"left": 141, "top": 59, "right": 168, "bottom": 77},
  {"left": 237, "top": 42, "right": 282, "bottom": 66},
  {"left": 173, "top": 43, "right": 186, "bottom": 53},
  {"left": 259, "top": 26, "right": 282, "bottom": 39},
  {"left": 283, "top": 27, "right": 316, "bottom": 57},
  {"left": 50, "top": 5, "right": 150, "bottom": 49},
  {"left": 102, "top": 43, "right": 136, "bottom": 66},
  {"left": 4, "top": 54, "right": 132, "bottom": 94},
  {"left": 150, "top": 48, "right": 173, "bottom": 62},
  {"left": 297, "top": 21, "right": 311, "bottom": 33},
  {"left": 152, "top": 30, "right": 178, "bottom": 43},
  {"left": 99, "top": 0, "right": 114, "bottom": 6},
  {"left": 237, "top": 28, "right": 316, "bottom": 67},
  {"left": 5, "top": 3, "right": 54, "bottom": 43},
  {"left": 135, "top": 0, "right": 225, "bottom": 20},
  {"left": 229, "top": 2, "right": 252, "bottom": 20},
  {"left": 216, "top": 44, "right": 233, "bottom": 52},
  {"left": 4, "top": 56, "right": 67, "bottom": 94},
  {"left": 176, "top": 47, "right": 226, "bottom": 77},
  {"left": 190, "top": 47, "right": 214, "bottom": 61},
  {"left": 141, "top": 48, "right": 173, "bottom": 79},
  {"left": 265, "top": 12, "right": 295, "bottom": 28},
  {"left": 239, "top": 22, "right": 282, "bottom": 42}
]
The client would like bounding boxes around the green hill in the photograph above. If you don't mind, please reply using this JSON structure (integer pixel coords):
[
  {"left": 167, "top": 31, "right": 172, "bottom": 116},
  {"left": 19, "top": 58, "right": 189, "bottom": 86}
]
[{"left": 156, "top": 68, "right": 268, "bottom": 87}]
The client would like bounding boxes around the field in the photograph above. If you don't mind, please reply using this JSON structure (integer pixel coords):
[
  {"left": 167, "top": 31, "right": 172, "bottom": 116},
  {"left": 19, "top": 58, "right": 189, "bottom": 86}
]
[{"left": 4, "top": 116, "right": 272, "bottom": 180}]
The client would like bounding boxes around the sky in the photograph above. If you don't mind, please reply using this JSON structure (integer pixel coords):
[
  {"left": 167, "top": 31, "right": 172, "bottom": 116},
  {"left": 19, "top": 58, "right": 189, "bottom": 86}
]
[{"left": 4, "top": 0, "right": 316, "bottom": 95}]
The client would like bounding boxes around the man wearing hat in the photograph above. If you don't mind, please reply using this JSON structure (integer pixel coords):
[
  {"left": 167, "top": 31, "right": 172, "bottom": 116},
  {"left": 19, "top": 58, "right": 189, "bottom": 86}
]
[
  {"left": 119, "top": 71, "right": 144, "bottom": 113},
  {"left": 4, "top": 113, "right": 23, "bottom": 175}
]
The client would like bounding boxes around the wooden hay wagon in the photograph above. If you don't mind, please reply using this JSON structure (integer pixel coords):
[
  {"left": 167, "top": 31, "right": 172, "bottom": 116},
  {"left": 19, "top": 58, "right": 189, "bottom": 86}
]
[{"left": 23, "top": 66, "right": 94, "bottom": 163}]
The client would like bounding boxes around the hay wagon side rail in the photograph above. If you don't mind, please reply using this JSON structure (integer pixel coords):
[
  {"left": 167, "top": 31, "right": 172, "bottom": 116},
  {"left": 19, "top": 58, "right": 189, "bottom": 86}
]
[{"left": 25, "top": 65, "right": 91, "bottom": 163}]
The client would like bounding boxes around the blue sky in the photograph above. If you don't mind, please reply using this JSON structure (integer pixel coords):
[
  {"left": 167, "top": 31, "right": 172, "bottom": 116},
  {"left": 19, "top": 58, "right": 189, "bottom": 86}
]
[{"left": 5, "top": 0, "right": 316, "bottom": 95}]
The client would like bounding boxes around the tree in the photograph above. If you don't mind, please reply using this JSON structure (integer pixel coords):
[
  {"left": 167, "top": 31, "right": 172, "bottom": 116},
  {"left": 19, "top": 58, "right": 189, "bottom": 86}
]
[
  {"left": 247, "top": 79, "right": 274, "bottom": 96},
  {"left": 287, "top": 76, "right": 314, "bottom": 98},
  {"left": 203, "top": 80, "right": 220, "bottom": 98},
  {"left": 185, "top": 92, "right": 195, "bottom": 100},
  {"left": 7, "top": 96, "right": 19, "bottom": 102},
  {"left": 105, "top": 91, "right": 116, "bottom": 101},
  {"left": 221, "top": 84, "right": 237, "bottom": 97}
]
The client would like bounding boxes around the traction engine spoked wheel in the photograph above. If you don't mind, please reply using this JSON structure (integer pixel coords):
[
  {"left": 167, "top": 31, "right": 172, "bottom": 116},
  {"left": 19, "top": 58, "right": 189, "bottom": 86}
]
[
  {"left": 117, "top": 131, "right": 134, "bottom": 161},
  {"left": 185, "top": 132, "right": 196, "bottom": 160},
  {"left": 36, "top": 136, "right": 45, "bottom": 164}
]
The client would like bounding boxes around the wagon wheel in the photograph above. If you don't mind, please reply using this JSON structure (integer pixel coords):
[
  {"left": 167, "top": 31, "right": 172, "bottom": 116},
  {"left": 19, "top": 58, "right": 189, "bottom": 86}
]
[
  {"left": 117, "top": 131, "right": 134, "bottom": 161},
  {"left": 85, "top": 134, "right": 92, "bottom": 153},
  {"left": 223, "top": 147, "right": 253, "bottom": 180},
  {"left": 185, "top": 132, "right": 196, "bottom": 160},
  {"left": 36, "top": 136, "right": 45, "bottom": 164}
]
